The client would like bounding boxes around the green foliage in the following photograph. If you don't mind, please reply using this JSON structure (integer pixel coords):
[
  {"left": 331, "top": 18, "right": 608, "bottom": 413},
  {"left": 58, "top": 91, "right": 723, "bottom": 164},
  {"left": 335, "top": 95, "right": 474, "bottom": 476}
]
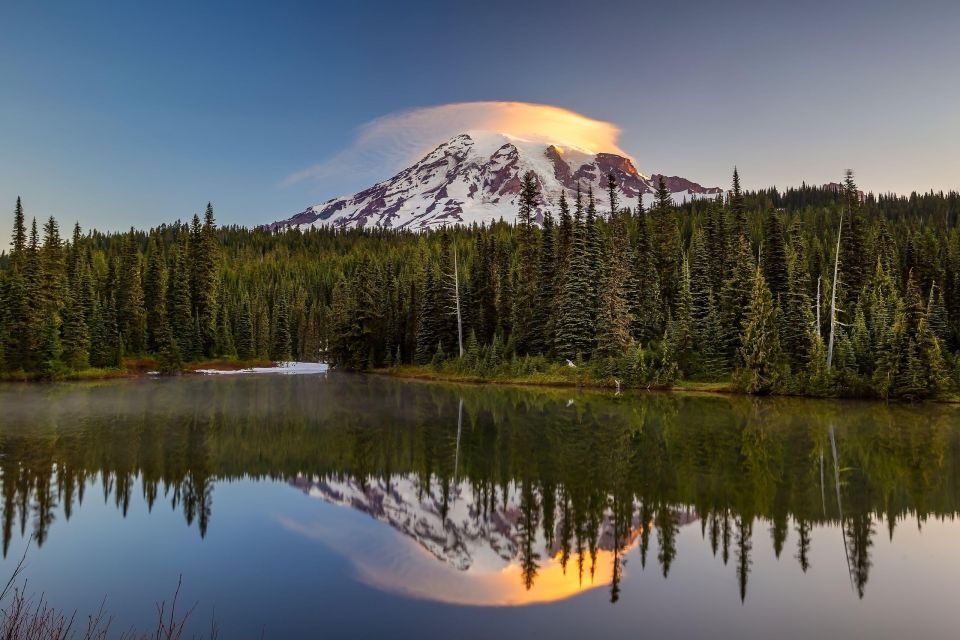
[{"left": 2, "top": 172, "right": 960, "bottom": 399}]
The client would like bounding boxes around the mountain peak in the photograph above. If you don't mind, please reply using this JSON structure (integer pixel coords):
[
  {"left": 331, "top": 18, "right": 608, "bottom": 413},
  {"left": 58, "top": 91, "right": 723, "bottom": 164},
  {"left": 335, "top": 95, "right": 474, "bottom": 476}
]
[{"left": 270, "top": 133, "right": 720, "bottom": 231}]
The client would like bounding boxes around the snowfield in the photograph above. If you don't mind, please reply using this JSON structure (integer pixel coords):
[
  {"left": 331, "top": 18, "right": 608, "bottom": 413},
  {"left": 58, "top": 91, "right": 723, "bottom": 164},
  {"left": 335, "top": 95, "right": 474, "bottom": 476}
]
[
  {"left": 269, "top": 131, "right": 721, "bottom": 232},
  {"left": 193, "top": 362, "right": 329, "bottom": 376}
]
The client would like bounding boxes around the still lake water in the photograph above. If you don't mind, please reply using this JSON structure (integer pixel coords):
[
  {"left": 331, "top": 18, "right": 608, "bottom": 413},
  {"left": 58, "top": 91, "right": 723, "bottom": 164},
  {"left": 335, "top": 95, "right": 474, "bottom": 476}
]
[{"left": 1, "top": 372, "right": 959, "bottom": 638}]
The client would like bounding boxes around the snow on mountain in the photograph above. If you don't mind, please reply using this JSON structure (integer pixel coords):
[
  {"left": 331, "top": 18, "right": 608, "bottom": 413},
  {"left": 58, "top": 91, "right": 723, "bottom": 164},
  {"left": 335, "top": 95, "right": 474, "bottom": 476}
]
[
  {"left": 271, "top": 131, "right": 721, "bottom": 232},
  {"left": 290, "top": 472, "right": 696, "bottom": 575}
]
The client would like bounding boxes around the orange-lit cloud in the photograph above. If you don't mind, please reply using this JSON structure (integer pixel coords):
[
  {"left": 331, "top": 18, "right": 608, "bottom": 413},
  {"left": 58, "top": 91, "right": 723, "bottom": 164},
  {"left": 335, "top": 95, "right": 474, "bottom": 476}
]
[{"left": 281, "top": 101, "right": 628, "bottom": 187}]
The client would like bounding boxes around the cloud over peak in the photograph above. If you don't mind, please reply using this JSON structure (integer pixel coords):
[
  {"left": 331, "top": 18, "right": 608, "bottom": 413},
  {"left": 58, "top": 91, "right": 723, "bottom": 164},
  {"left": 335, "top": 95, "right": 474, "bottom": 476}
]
[{"left": 282, "top": 101, "right": 628, "bottom": 187}]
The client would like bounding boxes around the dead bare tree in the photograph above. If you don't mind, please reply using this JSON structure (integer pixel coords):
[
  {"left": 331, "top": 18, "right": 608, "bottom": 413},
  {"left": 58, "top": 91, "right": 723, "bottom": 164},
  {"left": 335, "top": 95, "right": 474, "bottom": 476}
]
[
  {"left": 827, "top": 214, "right": 843, "bottom": 371},
  {"left": 442, "top": 242, "right": 464, "bottom": 358}
]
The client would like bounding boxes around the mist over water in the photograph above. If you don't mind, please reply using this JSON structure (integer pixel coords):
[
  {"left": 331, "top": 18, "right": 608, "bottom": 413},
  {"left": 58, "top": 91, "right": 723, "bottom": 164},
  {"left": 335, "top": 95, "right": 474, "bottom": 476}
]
[{"left": 1, "top": 374, "right": 959, "bottom": 638}]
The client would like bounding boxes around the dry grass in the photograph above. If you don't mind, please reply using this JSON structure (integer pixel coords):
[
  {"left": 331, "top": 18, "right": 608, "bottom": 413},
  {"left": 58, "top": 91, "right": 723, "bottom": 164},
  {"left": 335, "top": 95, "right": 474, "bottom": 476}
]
[{"left": 0, "top": 543, "right": 219, "bottom": 640}]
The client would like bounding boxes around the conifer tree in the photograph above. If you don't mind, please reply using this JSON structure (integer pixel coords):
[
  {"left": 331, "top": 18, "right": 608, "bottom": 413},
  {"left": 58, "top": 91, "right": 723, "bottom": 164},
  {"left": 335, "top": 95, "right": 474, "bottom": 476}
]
[
  {"left": 651, "top": 176, "right": 679, "bottom": 308},
  {"left": 663, "top": 254, "right": 696, "bottom": 376},
  {"left": 271, "top": 296, "right": 292, "bottom": 362},
  {"left": 512, "top": 172, "right": 541, "bottom": 355},
  {"left": 629, "top": 195, "right": 662, "bottom": 341},
  {"left": 556, "top": 190, "right": 573, "bottom": 276},
  {"left": 116, "top": 231, "right": 146, "bottom": 354},
  {"left": 736, "top": 267, "right": 785, "bottom": 394},
  {"left": 40, "top": 216, "right": 66, "bottom": 313},
  {"left": 555, "top": 191, "right": 595, "bottom": 360},
  {"left": 167, "top": 238, "right": 196, "bottom": 360},
  {"left": 730, "top": 168, "right": 747, "bottom": 239},
  {"left": 60, "top": 279, "right": 90, "bottom": 370},
  {"left": 236, "top": 295, "right": 255, "bottom": 360},
  {"left": 781, "top": 225, "right": 815, "bottom": 368},
  {"left": 595, "top": 213, "right": 632, "bottom": 361},
  {"left": 415, "top": 263, "right": 438, "bottom": 364},
  {"left": 531, "top": 209, "right": 556, "bottom": 355},
  {"left": 144, "top": 238, "right": 169, "bottom": 353},
  {"left": 762, "top": 209, "right": 789, "bottom": 306},
  {"left": 11, "top": 197, "right": 27, "bottom": 263},
  {"left": 720, "top": 233, "right": 755, "bottom": 366}
]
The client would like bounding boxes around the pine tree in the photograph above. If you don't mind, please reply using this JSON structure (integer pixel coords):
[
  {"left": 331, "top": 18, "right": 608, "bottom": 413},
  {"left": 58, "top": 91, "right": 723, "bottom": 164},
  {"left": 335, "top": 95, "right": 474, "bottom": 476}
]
[
  {"left": 663, "top": 254, "right": 696, "bottom": 376},
  {"left": 167, "top": 238, "right": 196, "bottom": 360},
  {"left": 762, "top": 209, "right": 789, "bottom": 306},
  {"left": 595, "top": 212, "right": 633, "bottom": 361},
  {"left": 531, "top": 209, "right": 556, "bottom": 355},
  {"left": 781, "top": 225, "right": 816, "bottom": 368},
  {"left": 838, "top": 170, "right": 867, "bottom": 310},
  {"left": 730, "top": 168, "right": 747, "bottom": 239},
  {"left": 720, "top": 233, "right": 755, "bottom": 367},
  {"left": 191, "top": 204, "right": 221, "bottom": 356},
  {"left": 40, "top": 216, "right": 66, "bottom": 313},
  {"left": 236, "top": 295, "right": 255, "bottom": 360},
  {"left": 651, "top": 176, "right": 680, "bottom": 308},
  {"left": 60, "top": 278, "right": 90, "bottom": 370},
  {"left": 415, "top": 263, "right": 438, "bottom": 364},
  {"left": 10, "top": 197, "right": 27, "bottom": 268},
  {"left": 143, "top": 238, "right": 169, "bottom": 353},
  {"left": 736, "top": 267, "right": 785, "bottom": 394},
  {"left": 271, "top": 296, "right": 292, "bottom": 362},
  {"left": 512, "top": 172, "right": 541, "bottom": 354},
  {"left": 556, "top": 190, "right": 574, "bottom": 276},
  {"left": 555, "top": 192, "right": 595, "bottom": 360},
  {"left": 630, "top": 195, "right": 662, "bottom": 342},
  {"left": 115, "top": 231, "right": 146, "bottom": 354}
]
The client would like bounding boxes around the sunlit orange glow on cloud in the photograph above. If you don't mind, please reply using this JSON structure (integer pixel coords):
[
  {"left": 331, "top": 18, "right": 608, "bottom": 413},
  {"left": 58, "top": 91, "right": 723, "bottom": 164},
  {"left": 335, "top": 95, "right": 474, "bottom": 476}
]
[
  {"left": 280, "top": 515, "right": 640, "bottom": 607},
  {"left": 282, "top": 101, "right": 628, "bottom": 187}
]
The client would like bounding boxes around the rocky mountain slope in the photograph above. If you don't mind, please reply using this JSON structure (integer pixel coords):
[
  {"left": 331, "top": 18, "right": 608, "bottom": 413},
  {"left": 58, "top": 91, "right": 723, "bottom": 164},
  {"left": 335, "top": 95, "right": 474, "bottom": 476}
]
[{"left": 271, "top": 131, "right": 721, "bottom": 231}]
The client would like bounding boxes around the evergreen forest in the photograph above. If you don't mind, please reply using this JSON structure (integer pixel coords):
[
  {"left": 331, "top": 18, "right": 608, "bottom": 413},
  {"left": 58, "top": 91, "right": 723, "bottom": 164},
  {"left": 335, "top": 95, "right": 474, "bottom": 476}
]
[{"left": 2, "top": 169, "right": 960, "bottom": 400}]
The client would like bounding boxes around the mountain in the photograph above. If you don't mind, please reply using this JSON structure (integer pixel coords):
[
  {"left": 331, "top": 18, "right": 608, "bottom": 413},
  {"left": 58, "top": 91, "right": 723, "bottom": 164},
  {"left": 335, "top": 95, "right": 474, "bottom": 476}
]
[
  {"left": 290, "top": 472, "right": 697, "bottom": 575},
  {"left": 270, "top": 131, "right": 722, "bottom": 231}
]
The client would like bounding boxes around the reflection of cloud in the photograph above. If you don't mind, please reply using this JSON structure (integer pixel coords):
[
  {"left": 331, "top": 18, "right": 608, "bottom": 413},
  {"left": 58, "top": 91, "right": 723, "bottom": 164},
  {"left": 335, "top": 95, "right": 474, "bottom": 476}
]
[
  {"left": 279, "top": 514, "right": 625, "bottom": 607},
  {"left": 281, "top": 101, "right": 629, "bottom": 188}
]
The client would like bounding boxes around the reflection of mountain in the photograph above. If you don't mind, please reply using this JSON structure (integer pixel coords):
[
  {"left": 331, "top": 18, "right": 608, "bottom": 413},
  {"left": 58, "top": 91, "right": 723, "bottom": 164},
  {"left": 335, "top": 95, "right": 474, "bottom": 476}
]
[{"left": 290, "top": 474, "right": 695, "bottom": 574}]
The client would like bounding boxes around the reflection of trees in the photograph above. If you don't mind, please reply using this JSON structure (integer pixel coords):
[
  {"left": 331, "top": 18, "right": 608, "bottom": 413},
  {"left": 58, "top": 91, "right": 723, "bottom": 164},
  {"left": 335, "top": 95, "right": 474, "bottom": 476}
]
[{"left": 0, "top": 376, "right": 958, "bottom": 603}]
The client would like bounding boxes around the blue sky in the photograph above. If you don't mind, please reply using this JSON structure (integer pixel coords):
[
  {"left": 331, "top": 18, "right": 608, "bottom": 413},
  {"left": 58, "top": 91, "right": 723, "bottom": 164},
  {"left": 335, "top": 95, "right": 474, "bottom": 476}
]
[{"left": 1, "top": 0, "right": 958, "bottom": 233}]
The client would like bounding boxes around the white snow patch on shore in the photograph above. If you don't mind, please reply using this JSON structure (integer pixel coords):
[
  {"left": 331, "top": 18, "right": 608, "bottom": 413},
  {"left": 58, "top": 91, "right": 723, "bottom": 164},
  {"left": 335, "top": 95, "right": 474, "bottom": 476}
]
[{"left": 194, "top": 362, "right": 329, "bottom": 376}]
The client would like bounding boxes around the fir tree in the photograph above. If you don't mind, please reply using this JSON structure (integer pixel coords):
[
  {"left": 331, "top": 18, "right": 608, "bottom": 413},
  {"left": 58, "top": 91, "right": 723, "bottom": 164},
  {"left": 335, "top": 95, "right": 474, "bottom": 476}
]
[
  {"left": 736, "top": 267, "right": 785, "bottom": 394},
  {"left": 531, "top": 209, "right": 556, "bottom": 355},
  {"left": 236, "top": 295, "right": 255, "bottom": 360},
  {"left": 629, "top": 195, "right": 662, "bottom": 341},
  {"left": 143, "top": 238, "right": 169, "bottom": 353},
  {"left": 595, "top": 213, "right": 632, "bottom": 361},
  {"left": 512, "top": 172, "right": 541, "bottom": 354},
  {"left": 415, "top": 263, "right": 438, "bottom": 364},
  {"left": 761, "top": 209, "right": 789, "bottom": 305},
  {"left": 271, "top": 296, "right": 292, "bottom": 362},
  {"left": 651, "top": 176, "right": 680, "bottom": 308},
  {"left": 167, "top": 239, "right": 196, "bottom": 360},
  {"left": 555, "top": 192, "right": 595, "bottom": 360}
]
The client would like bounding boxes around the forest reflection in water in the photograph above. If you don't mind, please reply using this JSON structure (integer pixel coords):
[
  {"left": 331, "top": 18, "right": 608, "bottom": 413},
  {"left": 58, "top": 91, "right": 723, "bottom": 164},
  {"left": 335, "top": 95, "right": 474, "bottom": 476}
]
[{"left": 0, "top": 373, "right": 958, "bottom": 607}]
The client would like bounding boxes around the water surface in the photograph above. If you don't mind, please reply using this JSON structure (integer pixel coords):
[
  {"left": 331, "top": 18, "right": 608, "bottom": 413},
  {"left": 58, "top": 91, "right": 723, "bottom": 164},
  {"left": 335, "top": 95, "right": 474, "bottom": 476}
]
[{"left": 0, "top": 373, "right": 958, "bottom": 638}]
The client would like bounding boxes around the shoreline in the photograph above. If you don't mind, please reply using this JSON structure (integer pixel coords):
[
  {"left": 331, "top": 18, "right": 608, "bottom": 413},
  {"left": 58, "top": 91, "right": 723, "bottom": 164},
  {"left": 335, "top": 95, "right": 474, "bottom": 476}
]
[
  {"left": 370, "top": 365, "right": 960, "bottom": 404},
  {"left": 0, "top": 357, "right": 280, "bottom": 383}
]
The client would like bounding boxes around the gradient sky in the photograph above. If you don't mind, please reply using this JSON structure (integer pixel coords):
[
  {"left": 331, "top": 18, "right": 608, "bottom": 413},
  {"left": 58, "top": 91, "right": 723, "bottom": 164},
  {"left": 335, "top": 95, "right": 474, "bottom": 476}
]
[{"left": 2, "top": 0, "right": 958, "bottom": 234}]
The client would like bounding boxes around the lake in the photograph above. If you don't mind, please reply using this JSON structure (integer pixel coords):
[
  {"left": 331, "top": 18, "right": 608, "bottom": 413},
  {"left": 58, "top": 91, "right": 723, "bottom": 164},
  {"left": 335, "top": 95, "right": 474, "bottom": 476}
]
[{"left": 1, "top": 372, "right": 958, "bottom": 638}]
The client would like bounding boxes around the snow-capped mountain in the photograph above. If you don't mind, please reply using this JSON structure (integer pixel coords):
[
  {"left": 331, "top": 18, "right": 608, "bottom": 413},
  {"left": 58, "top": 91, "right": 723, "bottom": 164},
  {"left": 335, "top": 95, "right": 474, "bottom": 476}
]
[
  {"left": 271, "top": 131, "right": 722, "bottom": 231},
  {"left": 290, "top": 473, "right": 696, "bottom": 574}
]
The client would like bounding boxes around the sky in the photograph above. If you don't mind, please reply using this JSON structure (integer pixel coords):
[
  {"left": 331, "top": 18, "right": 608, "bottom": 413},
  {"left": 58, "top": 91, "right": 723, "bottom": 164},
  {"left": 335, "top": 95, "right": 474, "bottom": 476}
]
[{"left": 1, "top": 0, "right": 958, "bottom": 235}]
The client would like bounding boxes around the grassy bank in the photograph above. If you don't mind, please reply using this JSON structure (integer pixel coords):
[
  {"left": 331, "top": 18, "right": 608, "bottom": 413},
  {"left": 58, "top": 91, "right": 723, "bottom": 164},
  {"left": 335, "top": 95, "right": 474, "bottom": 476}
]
[
  {"left": 374, "top": 364, "right": 960, "bottom": 403},
  {"left": 373, "top": 363, "right": 737, "bottom": 394}
]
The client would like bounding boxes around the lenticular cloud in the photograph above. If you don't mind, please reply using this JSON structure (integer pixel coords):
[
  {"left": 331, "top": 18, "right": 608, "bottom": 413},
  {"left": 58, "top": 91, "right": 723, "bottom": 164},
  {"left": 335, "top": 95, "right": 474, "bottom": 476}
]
[{"left": 282, "top": 101, "right": 628, "bottom": 187}]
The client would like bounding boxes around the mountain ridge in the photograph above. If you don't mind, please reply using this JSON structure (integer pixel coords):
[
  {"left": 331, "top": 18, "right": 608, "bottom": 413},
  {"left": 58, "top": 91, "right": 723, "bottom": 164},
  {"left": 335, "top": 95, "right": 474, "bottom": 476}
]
[{"left": 270, "top": 131, "right": 722, "bottom": 231}]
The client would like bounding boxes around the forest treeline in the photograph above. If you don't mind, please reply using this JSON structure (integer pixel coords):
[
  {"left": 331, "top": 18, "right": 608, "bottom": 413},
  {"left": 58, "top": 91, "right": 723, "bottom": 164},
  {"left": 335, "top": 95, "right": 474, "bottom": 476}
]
[{"left": 2, "top": 170, "right": 960, "bottom": 398}]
